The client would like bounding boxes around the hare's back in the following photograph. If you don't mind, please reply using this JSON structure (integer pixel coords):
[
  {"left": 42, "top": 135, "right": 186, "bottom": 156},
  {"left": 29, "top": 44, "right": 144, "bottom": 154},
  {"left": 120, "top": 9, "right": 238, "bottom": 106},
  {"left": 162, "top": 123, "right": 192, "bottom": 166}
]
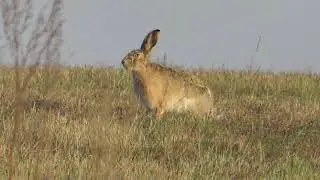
[{"left": 146, "top": 63, "right": 201, "bottom": 83}]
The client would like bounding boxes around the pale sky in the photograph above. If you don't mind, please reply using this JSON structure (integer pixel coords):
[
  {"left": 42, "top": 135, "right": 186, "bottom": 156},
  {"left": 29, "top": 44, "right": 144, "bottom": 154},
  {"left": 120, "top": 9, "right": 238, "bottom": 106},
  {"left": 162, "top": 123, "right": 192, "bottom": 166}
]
[{"left": 3, "top": 0, "right": 320, "bottom": 72}]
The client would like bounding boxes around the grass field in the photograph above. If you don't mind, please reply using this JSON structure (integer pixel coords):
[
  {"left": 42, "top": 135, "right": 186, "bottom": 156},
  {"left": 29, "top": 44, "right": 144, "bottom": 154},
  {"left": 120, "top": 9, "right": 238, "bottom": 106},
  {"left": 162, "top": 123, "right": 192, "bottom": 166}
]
[{"left": 0, "top": 65, "right": 320, "bottom": 179}]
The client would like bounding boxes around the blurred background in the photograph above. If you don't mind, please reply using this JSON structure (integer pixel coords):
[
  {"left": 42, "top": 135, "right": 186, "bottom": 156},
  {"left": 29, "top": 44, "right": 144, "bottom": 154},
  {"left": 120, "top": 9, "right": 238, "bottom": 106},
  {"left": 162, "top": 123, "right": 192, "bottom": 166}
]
[{"left": 1, "top": 0, "right": 319, "bottom": 72}]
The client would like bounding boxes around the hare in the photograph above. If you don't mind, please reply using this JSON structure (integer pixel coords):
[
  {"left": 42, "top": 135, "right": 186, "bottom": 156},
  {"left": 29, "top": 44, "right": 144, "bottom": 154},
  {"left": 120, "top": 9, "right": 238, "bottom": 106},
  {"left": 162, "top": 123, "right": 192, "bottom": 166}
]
[{"left": 121, "top": 29, "right": 213, "bottom": 119}]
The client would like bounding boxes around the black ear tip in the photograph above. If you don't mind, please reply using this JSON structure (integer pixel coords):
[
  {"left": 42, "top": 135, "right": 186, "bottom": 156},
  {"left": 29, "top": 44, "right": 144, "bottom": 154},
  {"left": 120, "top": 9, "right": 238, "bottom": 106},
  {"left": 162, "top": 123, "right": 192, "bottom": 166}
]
[{"left": 154, "top": 29, "right": 160, "bottom": 32}]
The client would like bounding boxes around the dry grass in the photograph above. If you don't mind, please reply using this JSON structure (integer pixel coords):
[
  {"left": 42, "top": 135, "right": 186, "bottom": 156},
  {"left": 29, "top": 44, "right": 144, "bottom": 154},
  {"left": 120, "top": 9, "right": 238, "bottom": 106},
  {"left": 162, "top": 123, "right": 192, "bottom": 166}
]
[{"left": 1, "top": 65, "right": 320, "bottom": 179}]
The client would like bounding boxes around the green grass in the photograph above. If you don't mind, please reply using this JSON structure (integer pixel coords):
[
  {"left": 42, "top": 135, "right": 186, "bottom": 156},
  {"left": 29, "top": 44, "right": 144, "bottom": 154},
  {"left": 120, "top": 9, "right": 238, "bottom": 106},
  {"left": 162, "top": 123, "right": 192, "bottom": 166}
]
[{"left": 1, "top": 65, "right": 320, "bottom": 179}]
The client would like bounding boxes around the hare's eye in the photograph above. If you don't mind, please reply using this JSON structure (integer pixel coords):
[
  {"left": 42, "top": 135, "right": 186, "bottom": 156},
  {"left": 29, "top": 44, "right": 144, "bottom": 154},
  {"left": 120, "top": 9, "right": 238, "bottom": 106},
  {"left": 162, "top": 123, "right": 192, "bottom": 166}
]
[{"left": 134, "top": 53, "right": 139, "bottom": 58}]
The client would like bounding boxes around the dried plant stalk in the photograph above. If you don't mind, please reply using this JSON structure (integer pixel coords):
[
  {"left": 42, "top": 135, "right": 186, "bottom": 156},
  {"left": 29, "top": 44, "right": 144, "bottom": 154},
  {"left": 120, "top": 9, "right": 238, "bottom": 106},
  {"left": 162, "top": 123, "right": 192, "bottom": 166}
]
[{"left": 0, "top": 0, "right": 64, "bottom": 179}]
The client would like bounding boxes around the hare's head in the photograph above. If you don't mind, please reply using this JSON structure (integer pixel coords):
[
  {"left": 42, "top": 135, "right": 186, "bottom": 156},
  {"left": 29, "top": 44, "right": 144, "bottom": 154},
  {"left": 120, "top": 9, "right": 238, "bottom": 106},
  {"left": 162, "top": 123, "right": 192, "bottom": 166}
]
[{"left": 121, "top": 29, "right": 160, "bottom": 71}]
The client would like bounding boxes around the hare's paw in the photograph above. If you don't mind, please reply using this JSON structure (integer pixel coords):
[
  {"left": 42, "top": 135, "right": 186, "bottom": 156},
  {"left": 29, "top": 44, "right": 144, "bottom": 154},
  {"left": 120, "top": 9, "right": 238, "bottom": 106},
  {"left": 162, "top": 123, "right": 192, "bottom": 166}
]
[{"left": 156, "top": 109, "right": 166, "bottom": 120}]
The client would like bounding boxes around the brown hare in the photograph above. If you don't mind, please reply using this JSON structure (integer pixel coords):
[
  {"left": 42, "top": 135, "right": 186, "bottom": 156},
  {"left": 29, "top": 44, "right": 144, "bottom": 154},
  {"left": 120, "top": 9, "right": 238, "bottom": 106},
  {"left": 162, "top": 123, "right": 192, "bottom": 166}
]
[{"left": 121, "top": 29, "right": 213, "bottom": 119}]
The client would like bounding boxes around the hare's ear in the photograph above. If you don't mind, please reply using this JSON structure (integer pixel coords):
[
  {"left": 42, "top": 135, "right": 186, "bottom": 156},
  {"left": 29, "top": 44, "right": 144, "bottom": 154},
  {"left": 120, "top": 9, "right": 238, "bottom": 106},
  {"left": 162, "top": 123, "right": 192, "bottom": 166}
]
[{"left": 140, "top": 29, "right": 160, "bottom": 60}]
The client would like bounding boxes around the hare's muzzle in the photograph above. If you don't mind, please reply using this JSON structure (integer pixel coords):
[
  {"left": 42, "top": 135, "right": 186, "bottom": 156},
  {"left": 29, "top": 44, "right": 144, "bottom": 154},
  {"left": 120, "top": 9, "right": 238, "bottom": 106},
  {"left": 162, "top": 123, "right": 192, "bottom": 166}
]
[{"left": 121, "top": 59, "right": 128, "bottom": 69}]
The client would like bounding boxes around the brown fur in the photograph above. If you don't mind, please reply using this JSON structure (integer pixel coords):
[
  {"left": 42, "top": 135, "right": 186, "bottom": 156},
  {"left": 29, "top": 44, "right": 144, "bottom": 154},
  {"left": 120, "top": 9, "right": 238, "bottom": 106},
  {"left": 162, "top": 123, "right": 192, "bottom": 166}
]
[{"left": 121, "top": 29, "right": 213, "bottom": 119}]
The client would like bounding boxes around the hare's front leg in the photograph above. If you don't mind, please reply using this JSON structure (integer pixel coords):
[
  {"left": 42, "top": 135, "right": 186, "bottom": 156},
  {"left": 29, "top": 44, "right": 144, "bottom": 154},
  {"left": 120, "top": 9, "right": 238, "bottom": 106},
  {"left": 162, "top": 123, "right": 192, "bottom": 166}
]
[
  {"left": 155, "top": 99, "right": 167, "bottom": 120},
  {"left": 156, "top": 109, "right": 165, "bottom": 120}
]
